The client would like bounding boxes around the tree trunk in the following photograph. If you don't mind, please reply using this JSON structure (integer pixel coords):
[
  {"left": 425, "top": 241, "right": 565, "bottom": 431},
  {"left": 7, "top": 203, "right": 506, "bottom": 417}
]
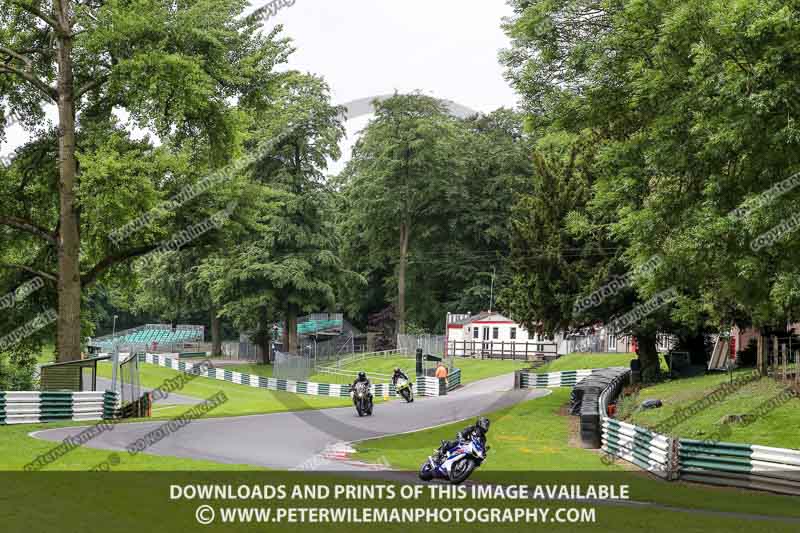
[
  {"left": 757, "top": 333, "right": 767, "bottom": 377},
  {"left": 262, "top": 332, "right": 271, "bottom": 365},
  {"left": 285, "top": 304, "right": 299, "bottom": 354},
  {"left": 255, "top": 307, "right": 272, "bottom": 364},
  {"left": 397, "top": 222, "right": 409, "bottom": 336},
  {"left": 679, "top": 331, "right": 709, "bottom": 366},
  {"left": 55, "top": 14, "right": 82, "bottom": 363},
  {"left": 210, "top": 307, "right": 222, "bottom": 357},
  {"left": 636, "top": 331, "right": 661, "bottom": 382}
]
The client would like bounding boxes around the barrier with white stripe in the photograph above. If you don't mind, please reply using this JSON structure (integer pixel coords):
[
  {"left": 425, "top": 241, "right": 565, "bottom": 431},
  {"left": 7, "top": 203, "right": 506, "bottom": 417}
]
[
  {"left": 140, "top": 353, "right": 395, "bottom": 399},
  {"left": 678, "top": 439, "right": 800, "bottom": 495},
  {"left": 0, "top": 391, "right": 114, "bottom": 425},
  {"left": 414, "top": 369, "right": 461, "bottom": 397},
  {"left": 140, "top": 353, "right": 462, "bottom": 399},
  {"left": 520, "top": 369, "right": 598, "bottom": 388},
  {"left": 602, "top": 418, "right": 676, "bottom": 479},
  {"left": 593, "top": 367, "right": 800, "bottom": 495}
]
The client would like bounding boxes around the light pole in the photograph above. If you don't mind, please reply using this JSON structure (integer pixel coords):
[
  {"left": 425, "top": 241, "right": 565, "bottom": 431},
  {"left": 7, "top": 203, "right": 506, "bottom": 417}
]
[{"left": 111, "top": 314, "right": 120, "bottom": 397}]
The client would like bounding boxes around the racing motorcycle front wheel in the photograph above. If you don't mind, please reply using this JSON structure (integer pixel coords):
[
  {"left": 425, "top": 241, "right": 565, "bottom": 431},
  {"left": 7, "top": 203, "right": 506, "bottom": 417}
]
[
  {"left": 448, "top": 458, "right": 476, "bottom": 484},
  {"left": 418, "top": 461, "right": 434, "bottom": 481}
]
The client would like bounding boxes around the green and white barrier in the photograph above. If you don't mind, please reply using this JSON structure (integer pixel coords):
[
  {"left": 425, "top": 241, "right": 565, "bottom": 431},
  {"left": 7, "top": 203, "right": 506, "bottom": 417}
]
[
  {"left": 140, "top": 353, "right": 399, "bottom": 399},
  {"left": 678, "top": 439, "right": 800, "bottom": 495},
  {"left": 520, "top": 369, "right": 597, "bottom": 388},
  {"left": 415, "top": 369, "right": 461, "bottom": 397},
  {"left": 602, "top": 418, "right": 675, "bottom": 479},
  {"left": 448, "top": 368, "right": 462, "bottom": 390},
  {"left": 0, "top": 391, "right": 114, "bottom": 425},
  {"left": 593, "top": 371, "right": 800, "bottom": 495},
  {"left": 140, "top": 353, "right": 462, "bottom": 399}
]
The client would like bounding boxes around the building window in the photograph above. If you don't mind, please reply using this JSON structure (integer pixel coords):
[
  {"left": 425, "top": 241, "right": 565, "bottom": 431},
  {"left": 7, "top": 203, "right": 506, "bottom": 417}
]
[
  {"left": 492, "top": 327, "right": 499, "bottom": 340},
  {"left": 473, "top": 327, "right": 479, "bottom": 339},
  {"left": 608, "top": 334, "right": 617, "bottom": 351},
  {"left": 510, "top": 327, "right": 517, "bottom": 340}
]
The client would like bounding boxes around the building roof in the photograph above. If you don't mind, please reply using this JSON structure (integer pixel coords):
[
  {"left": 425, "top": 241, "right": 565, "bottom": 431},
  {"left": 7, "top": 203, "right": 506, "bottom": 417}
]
[{"left": 449, "top": 311, "right": 515, "bottom": 326}]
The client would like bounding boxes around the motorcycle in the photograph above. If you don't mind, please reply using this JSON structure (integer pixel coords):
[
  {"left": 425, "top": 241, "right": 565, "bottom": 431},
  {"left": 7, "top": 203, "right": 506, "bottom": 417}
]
[
  {"left": 419, "top": 433, "right": 488, "bottom": 484},
  {"left": 351, "top": 381, "right": 373, "bottom": 417},
  {"left": 395, "top": 377, "right": 414, "bottom": 403}
]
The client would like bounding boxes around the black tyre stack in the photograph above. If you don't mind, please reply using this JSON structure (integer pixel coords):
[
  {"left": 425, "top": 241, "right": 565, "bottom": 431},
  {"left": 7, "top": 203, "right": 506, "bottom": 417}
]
[{"left": 570, "top": 367, "right": 630, "bottom": 449}]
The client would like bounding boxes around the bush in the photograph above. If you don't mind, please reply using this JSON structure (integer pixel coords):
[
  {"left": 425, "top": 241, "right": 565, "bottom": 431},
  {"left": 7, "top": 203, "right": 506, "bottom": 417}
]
[{"left": 0, "top": 349, "right": 38, "bottom": 391}]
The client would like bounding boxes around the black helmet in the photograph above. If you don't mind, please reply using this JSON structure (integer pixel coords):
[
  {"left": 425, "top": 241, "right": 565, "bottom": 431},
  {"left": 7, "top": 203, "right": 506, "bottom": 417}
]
[
  {"left": 394, "top": 367, "right": 401, "bottom": 373},
  {"left": 477, "top": 417, "right": 490, "bottom": 433},
  {"left": 358, "top": 371, "right": 366, "bottom": 380}
]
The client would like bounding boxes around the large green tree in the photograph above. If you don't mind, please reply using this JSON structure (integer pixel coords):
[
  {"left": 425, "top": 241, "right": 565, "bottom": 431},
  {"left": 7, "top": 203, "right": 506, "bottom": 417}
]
[
  {"left": 199, "top": 73, "right": 350, "bottom": 357},
  {"left": 338, "top": 94, "right": 462, "bottom": 335},
  {"left": 0, "top": 0, "right": 289, "bottom": 360},
  {"left": 501, "top": 0, "right": 800, "bottom": 373}
]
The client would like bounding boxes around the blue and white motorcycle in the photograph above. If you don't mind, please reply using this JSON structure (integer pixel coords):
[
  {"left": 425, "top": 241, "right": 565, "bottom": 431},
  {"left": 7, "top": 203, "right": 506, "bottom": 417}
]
[{"left": 419, "top": 434, "right": 488, "bottom": 484}]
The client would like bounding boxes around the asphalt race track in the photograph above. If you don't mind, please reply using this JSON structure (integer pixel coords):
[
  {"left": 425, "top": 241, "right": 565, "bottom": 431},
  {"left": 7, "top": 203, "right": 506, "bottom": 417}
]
[{"left": 31, "top": 373, "right": 549, "bottom": 470}]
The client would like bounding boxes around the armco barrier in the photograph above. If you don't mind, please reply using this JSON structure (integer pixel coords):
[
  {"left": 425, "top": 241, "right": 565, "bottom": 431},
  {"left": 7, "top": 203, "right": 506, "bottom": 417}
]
[
  {"left": 141, "top": 353, "right": 460, "bottom": 399},
  {"left": 141, "top": 353, "right": 421, "bottom": 399},
  {"left": 0, "top": 391, "right": 116, "bottom": 425},
  {"left": 594, "top": 368, "right": 677, "bottom": 479},
  {"left": 602, "top": 419, "right": 676, "bottom": 479},
  {"left": 520, "top": 369, "right": 598, "bottom": 389},
  {"left": 592, "top": 368, "right": 800, "bottom": 495},
  {"left": 678, "top": 439, "right": 800, "bottom": 495}
]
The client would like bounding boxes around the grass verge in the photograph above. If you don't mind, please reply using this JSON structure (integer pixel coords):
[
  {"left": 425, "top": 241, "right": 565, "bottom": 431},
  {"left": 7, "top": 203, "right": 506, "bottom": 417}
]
[
  {"left": 312, "top": 356, "right": 527, "bottom": 385},
  {"left": 222, "top": 356, "right": 525, "bottom": 386},
  {"left": 0, "top": 421, "right": 260, "bottom": 471},
  {"left": 535, "top": 352, "right": 668, "bottom": 373},
  {"left": 623, "top": 370, "right": 800, "bottom": 448},
  {"left": 97, "top": 362, "right": 351, "bottom": 417}
]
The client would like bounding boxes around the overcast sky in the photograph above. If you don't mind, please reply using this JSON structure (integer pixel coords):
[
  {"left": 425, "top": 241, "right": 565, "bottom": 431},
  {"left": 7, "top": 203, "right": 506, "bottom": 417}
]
[{"left": 1, "top": 0, "right": 519, "bottom": 174}]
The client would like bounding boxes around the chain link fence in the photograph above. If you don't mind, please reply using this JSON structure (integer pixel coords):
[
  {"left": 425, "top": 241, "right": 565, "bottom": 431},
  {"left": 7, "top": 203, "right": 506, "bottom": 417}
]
[
  {"left": 273, "top": 350, "right": 314, "bottom": 381},
  {"left": 397, "top": 334, "right": 445, "bottom": 356}
]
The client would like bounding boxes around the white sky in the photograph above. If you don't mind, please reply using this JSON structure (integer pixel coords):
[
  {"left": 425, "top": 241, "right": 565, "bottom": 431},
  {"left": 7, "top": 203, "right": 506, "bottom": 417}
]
[{"left": 2, "top": 0, "right": 518, "bottom": 175}]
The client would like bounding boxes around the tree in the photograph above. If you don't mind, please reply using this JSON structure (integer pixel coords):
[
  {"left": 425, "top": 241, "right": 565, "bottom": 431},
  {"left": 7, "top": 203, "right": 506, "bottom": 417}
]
[
  {"left": 339, "top": 94, "right": 461, "bottom": 335},
  {"left": 435, "top": 109, "right": 534, "bottom": 320},
  {"left": 501, "top": 0, "right": 800, "bottom": 375},
  {"left": 199, "top": 73, "right": 351, "bottom": 357},
  {"left": 0, "top": 0, "right": 290, "bottom": 360}
]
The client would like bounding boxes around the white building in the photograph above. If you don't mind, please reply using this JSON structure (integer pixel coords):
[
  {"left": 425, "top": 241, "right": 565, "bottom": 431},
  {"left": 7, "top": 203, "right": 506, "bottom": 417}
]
[{"left": 445, "top": 311, "right": 558, "bottom": 359}]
